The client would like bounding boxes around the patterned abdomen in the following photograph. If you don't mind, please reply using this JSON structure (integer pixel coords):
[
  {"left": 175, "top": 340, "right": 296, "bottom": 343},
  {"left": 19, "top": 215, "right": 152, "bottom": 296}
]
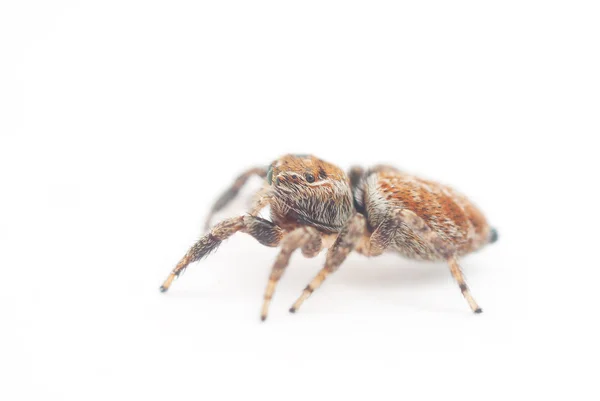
[{"left": 362, "top": 170, "right": 492, "bottom": 260}]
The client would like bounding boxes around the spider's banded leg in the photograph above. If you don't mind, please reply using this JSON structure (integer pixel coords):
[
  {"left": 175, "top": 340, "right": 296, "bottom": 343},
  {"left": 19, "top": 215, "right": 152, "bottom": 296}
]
[
  {"left": 203, "top": 167, "right": 267, "bottom": 230},
  {"left": 290, "top": 214, "right": 365, "bottom": 313},
  {"left": 392, "top": 208, "right": 482, "bottom": 314},
  {"left": 261, "top": 227, "right": 321, "bottom": 321},
  {"left": 160, "top": 215, "right": 283, "bottom": 292},
  {"left": 448, "top": 256, "right": 482, "bottom": 313}
]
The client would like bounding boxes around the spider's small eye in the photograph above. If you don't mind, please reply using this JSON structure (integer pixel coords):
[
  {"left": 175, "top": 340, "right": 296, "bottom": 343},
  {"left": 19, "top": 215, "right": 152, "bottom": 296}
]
[{"left": 305, "top": 173, "right": 315, "bottom": 183}]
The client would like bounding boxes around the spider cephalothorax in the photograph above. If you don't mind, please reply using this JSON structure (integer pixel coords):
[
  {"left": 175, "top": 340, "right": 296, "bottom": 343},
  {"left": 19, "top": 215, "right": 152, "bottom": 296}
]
[
  {"left": 160, "top": 154, "right": 498, "bottom": 321},
  {"left": 267, "top": 154, "right": 354, "bottom": 233}
]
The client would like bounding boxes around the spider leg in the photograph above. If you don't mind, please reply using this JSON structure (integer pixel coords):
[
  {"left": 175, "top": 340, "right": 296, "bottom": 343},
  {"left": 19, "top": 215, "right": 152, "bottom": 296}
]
[
  {"left": 160, "top": 215, "right": 283, "bottom": 292},
  {"left": 382, "top": 208, "right": 482, "bottom": 314},
  {"left": 448, "top": 255, "right": 482, "bottom": 313},
  {"left": 289, "top": 213, "right": 366, "bottom": 314},
  {"left": 260, "top": 227, "right": 321, "bottom": 321},
  {"left": 203, "top": 167, "right": 268, "bottom": 230}
]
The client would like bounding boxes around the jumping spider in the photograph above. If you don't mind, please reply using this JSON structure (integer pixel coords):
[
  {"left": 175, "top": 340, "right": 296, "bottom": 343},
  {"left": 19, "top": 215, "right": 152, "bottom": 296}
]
[{"left": 159, "top": 154, "right": 498, "bottom": 320}]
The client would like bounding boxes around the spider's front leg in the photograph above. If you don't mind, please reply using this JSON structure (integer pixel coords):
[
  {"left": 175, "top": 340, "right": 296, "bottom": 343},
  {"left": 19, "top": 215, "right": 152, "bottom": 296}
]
[
  {"left": 203, "top": 167, "right": 268, "bottom": 230},
  {"left": 160, "top": 215, "right": 283, "bottom": 292},
  {"left": 289, "top": 213, "right": 366, "bottom": 313}
]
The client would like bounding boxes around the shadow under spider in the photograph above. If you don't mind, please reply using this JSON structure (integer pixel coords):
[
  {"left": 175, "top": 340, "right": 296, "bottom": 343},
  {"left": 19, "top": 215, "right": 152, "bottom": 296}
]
[
  {"left": 331, "top": 257, "right": 458, "bottom": 289},
  {"left": 162, "top": 247, "right": 482, "bottom": 304}
]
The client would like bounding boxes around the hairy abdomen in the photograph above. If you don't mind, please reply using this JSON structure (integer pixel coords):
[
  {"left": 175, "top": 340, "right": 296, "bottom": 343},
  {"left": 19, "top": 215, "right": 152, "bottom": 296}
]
[{"left": 363, "top": 171, "right": 491, "bottom": 260}]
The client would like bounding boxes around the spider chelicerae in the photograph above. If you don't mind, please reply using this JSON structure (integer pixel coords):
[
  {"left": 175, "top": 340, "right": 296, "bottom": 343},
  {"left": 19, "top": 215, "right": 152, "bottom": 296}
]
[{"left": 159, "top": 154, "right": 498, "bottom": 321}]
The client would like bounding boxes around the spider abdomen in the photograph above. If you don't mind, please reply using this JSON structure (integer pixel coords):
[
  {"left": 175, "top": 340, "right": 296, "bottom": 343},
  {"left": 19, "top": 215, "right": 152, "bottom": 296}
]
[{"left": 359, "top": 170, "right": 492, "bottom": 261}]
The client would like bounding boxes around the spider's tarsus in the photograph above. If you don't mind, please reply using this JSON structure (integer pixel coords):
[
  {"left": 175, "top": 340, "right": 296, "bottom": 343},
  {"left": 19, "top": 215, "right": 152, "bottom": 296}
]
[
  {"left": 474, "top": 308, "right": 483, "bottom": 314},
  {"left": 260, "top": 315, "right": 267, "bottom": 322},
  {"left": 289, "top": 307, "right": 297, "bottom": 314},
  {"left": 159, "top": 286, "right": 168, "bottom": 293}
]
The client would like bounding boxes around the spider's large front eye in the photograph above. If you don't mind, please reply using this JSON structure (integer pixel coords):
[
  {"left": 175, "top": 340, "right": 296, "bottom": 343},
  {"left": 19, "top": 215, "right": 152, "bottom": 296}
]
[{"left": 305, "top": 173, "right": 315, "bottom": 183}]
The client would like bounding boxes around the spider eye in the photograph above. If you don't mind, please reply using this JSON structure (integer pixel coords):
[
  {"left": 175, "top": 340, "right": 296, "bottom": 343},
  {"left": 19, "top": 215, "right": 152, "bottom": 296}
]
[{"left": 305, "top": 173, "right": 315, "bottom": 183}]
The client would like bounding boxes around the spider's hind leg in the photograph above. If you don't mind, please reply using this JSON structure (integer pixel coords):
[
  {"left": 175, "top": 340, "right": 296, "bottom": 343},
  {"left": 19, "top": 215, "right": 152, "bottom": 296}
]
[
  {"left": 448, "top": 255, "right": 482, "bottom": 313},
  {"left": 386, "top": 208, "right": 482, "bottom": 314},
  {"left": 160, "top": 215, "right": 283, "bottom": 292}
]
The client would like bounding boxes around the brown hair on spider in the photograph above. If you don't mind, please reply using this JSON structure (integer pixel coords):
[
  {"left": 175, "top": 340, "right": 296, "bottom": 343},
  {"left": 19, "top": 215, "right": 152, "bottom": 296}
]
[{"left": 159, "top": 154, "right": 498, "bottom": 321}]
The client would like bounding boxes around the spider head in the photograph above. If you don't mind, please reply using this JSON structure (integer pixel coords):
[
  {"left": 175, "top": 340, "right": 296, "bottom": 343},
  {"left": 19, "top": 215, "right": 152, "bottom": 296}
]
[{"left": 267, "top": 154, "right": 354, "bottom": 232}]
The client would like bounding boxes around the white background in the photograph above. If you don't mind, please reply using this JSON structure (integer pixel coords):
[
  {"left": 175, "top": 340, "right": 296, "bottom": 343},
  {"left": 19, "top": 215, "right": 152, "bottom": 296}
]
[{"left": 1, "top": 1, "right": 599, "bottom": 400}]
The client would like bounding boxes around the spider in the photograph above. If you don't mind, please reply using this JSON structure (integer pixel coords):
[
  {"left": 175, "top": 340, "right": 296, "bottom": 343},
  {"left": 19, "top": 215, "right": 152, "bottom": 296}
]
[{"left": 159, "top": 154, "right": 498, "bottom": 320}]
